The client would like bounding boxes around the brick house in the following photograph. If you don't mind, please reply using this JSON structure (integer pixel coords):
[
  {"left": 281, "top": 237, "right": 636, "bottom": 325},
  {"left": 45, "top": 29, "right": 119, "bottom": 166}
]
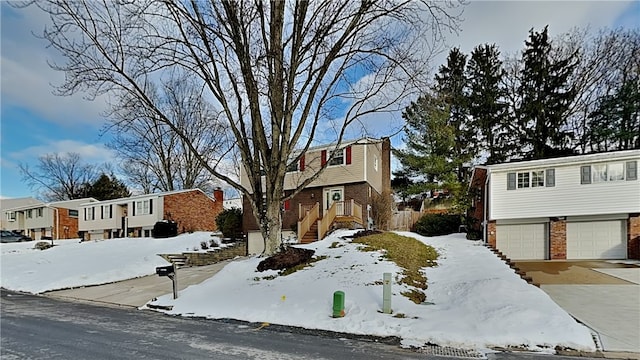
[
  {"left": 3, "top": 198, "right": 98, "bottom": 240},
  {"left": 78, "top": 188, "right": 223, "bottom": 240},
  {"left": 241, "top": 137, "right": 391, "bottom": 254},
  {"left": 469, "top": 150, "right": 640, "bottom": 260}
]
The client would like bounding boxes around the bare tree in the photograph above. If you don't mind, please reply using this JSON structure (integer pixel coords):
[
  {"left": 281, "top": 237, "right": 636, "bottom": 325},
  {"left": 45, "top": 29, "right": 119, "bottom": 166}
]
[
  {"left": 19, "top": 152, "right": 100, "bottom": 201},
  {"left": 27, "top": 0, "right": 461, "bottom": 255},
  {"left": 107, "top": 72, "right": 229, "bottom": 194}
]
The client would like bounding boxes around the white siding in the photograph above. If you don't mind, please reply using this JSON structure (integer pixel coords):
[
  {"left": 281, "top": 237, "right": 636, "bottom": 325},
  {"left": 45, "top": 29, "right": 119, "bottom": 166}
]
[
  {"left": 490, "top": 161, "right": 640, "bottom": 220},
  {"left": 79, "top": 204, "right": 126, "bottom": 231},
  {"left": 127, "top": 196, "right": 163, "bottom": 228}
]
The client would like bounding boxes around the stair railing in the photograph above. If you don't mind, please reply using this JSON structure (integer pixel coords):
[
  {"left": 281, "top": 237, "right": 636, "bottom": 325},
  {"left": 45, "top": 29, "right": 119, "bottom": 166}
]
[{"left": 297, "top": 202, "right": 319, "bottom": 241}]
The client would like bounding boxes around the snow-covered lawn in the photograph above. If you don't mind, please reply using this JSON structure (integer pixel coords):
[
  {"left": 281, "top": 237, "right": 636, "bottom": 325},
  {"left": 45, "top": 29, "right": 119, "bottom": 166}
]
[
  {"left": 0, "top": 230, "right": 596, "bottom": 353},
  {"left": 146, "top": 230, "right": 595, "bottom": 352},
  {"left": 0, "top": 232, "right": 223, "bottom": 294}
]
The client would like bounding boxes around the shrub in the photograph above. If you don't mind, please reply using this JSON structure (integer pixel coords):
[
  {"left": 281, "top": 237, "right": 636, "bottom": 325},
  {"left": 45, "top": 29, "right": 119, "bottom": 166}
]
[
  {"left": 215, "top": 208, "right": 243, "bottom": 239},
  {"left": 34, "top": 241, "right": 54, "bottom": 250},
  {"left": 414, "top": 213, "right": 461, "bottom": 236},
  {"left": 152, "top": 220, "right": 178, "bottom": 238}
]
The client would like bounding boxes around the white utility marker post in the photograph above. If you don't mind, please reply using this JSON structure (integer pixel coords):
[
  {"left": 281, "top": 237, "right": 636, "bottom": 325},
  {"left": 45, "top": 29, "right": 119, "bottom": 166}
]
[{"left": 383, "top": 272, "right": 392, "bottom": 314}]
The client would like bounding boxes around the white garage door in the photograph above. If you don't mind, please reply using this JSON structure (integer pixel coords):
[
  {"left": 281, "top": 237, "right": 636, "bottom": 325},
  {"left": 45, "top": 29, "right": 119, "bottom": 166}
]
[
  {"left": 566, "top": 220, "right": 626, "bottom": 259},
  {"left": 496, "top": 224, "right": 547, "bottom": 260}
]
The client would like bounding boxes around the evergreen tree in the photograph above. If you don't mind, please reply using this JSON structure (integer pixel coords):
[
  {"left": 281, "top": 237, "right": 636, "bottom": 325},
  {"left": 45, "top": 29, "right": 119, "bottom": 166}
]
[
  {"left": 86, "top": 173, "right": 131, "bottom": 201},
  {"left": 467, "top": 44, "right": 509, "bottom": 164},
  {"left": 435, "top": 48, "right": 475, "bottom": 180},
  {"left": 517, "top": 26, "right": 578, "bottom": 159},
  {"left": 588, "top": 75, "right": 640, "bottom": 151}
]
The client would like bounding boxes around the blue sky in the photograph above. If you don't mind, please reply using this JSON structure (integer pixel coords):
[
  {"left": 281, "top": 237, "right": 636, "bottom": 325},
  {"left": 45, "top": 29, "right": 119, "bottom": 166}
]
[{"left": 1, "top": 1, "right": 639, "bottom": 200}]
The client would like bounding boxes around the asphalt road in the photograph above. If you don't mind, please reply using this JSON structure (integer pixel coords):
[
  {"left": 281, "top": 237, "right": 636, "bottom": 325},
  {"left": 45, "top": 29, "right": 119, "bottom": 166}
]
[{"left": 1, "top": 290, "right": 605, "bottom": 360}]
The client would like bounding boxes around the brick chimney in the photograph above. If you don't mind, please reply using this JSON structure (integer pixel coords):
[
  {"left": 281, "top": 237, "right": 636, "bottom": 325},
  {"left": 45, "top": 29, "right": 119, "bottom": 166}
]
[{"left": 213, "top": 187, "right": 224, "bottom": 203}]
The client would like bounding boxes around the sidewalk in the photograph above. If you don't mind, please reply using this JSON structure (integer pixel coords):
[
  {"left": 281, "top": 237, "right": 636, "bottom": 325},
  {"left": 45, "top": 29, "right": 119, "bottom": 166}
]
[{"left": 45, "top": 260, "right": 231, "bottom": 308}]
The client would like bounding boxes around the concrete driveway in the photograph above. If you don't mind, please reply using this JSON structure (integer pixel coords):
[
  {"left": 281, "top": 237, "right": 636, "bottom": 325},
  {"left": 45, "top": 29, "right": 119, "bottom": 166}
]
[
  {"left": 45, "top": 260, "right": 231, "bottom": 308},
  {"left": 515, "top": 260, "right": 640, "bottom": 354}
]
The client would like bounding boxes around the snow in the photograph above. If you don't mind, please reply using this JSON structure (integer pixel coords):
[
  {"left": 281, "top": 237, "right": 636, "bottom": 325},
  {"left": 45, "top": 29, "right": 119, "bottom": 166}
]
[
  {"left": 0, "top": 230, "right": 596, "bottom": 353},
  {"left": 0, "top": 232, "right": 224, "bottom": 294}
]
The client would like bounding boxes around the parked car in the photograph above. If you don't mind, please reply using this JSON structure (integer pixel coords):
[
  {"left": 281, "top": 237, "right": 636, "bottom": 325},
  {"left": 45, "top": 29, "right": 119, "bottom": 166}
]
[{"left": 0, "top": 231, "right": 32, "bottom": 243}]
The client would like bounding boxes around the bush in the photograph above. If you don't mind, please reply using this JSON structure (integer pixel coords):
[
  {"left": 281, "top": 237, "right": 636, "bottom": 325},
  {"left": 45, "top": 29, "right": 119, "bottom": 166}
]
[
  {"left": 215, "top": 208, "right": 243, "bottom": 239},
  {"left": 414, "top": 213, "right": 461, "bottom": 237},
  {"left": 152, "top": 220, "right": 178, "bottom": 238},
  {"left": 34, "top": 241, "right": 54, "bottom": 251}
]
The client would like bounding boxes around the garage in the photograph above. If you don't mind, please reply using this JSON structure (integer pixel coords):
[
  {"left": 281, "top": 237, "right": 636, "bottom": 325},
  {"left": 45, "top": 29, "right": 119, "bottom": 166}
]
[
  {"left": 496, "top": 223, "right": 548, "bottom": 260},
  {"left": 566, "top": 220, "right": 627, "bottom": 259}
]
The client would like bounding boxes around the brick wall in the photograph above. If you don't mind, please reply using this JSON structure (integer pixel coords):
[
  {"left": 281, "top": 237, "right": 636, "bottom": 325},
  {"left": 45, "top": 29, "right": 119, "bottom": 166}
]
[
  {"left": 53, "top": 208, "right": 80, "bottom": 240},
  {"left": 550, "top": 218, "right": 567, "bottom": 260},
  {"left": 628, "top": 214, "right": 640, "bottom": 259},
  {"left": 487, "top": 221, "right": 496, "bottom": 247},
  {"left": 244, "top": 182, "right": 372, "bottom": 234},
  {"left": 163, "top": 190, "right": 222, "bottom": 233}
]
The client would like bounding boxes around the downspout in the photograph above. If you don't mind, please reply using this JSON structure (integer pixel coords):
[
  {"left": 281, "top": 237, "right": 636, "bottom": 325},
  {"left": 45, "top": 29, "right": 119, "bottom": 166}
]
[{"left": 483, "top": 169, "right": 490, "bottom": 245}]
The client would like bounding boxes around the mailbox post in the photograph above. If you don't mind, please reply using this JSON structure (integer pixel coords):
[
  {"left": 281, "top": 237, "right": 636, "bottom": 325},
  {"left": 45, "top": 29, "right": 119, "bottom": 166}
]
[{"left": 156, "top": 264, "right": 178, "bottom": 299}]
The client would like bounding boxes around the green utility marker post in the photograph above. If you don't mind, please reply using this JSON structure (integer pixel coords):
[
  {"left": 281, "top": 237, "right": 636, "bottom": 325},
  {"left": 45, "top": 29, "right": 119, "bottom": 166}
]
[
  {"left": 332, "top": 291, "right": 345, "bottom": 318},
  {"left": 383, "top": 272, "right": 392, "bottom": 314}
]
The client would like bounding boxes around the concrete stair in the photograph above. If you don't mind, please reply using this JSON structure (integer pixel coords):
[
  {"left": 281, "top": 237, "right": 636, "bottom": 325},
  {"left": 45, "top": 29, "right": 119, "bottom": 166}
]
[
  {"left": 300, "top": 222, "right": 318, "bottom": 244},
  {"left": 167, "top": 254, "right": 188, "bottom": 268}
]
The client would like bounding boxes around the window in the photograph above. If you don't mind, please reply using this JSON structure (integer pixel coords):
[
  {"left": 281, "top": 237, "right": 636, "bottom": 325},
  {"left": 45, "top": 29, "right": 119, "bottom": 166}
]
[
  {"left": 36, "top": 208, "right": 43, "bottom": 217},
  {"left": 85, "top": 207, "right": 95, "bottom": 221},
  {"left": 374, "top": 156, "right": 378, "bottom": 171},
  {"left": 286, "top": 162, "right": 299, "bottom": 172},
  {"left": 328, "top": 149, "right": 345, "bottom": 166},
  {"left": 26, "top": 209, "right": 33, "bottom": 219},
  {"left": 582, "top": 162, "right": 632, "bottom": 184},
  {"left": 608, "top": 163, "right": 624, "bottom": 181},
  {"left": 135, "top": 199, "right": 153, "bottom": 216},
  {"left": 531, "top": 171, "right": 544, "bottom": 187},
  {"left": 517, "top": 172, "right": 530, "bottom": 188},
  {"left": 6, "top": 212, "right": 16, "bottom": 222},
  {"left": 102, "top": 205, "right": 112, "bottom": 219},
  {"left": 68, "top": 209, "right": 79, "bottom": 218},
  {"left": 508, "top": 169, "right": 554, "bottom": 190}
]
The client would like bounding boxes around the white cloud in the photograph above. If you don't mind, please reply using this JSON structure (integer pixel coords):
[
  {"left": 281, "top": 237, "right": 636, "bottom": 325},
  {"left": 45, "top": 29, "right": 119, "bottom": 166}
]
[
  {"left": 6, "top": 140, "right": 116, "bottom": 165},
  {"left": 1, "top": 3, "right": 108, "bottom": 127}
]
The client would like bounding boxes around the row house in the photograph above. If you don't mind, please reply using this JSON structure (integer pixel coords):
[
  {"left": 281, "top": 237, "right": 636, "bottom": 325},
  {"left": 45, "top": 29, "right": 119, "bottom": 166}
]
[
  {"left": 3, "top": 198, "right": 98, "bottom": 240},
  {"left": 78, "top": 188, "right": 223, "bottom": 240}
]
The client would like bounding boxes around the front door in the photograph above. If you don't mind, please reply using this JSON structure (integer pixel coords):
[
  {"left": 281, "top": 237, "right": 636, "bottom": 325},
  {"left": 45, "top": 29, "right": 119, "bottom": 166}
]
[{"left": 323, "top": 187, "right": 344, "bottom": 216}]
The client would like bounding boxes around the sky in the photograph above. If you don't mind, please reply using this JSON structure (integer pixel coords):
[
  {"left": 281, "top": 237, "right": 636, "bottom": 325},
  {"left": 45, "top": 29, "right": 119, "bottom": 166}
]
[
  {"left": 1, "top": 1, "right": 639, "bottom": 199},
  {"left": 0, "top": 230, "right": 602, "bottom": 352}
]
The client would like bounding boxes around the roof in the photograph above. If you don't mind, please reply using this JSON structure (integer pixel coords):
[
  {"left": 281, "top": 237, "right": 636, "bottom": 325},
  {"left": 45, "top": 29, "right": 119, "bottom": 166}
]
[
  {"left": 484, "top": 149, "right": 640, "bottom": 172},
  {"left": 0, "top": 197, "right": 43, "bottom": 211},
  {"left": 4, "top": 197, "right": 98, "bottom": 212},
  {"left": 295, "top": 137, "right": 388, "bottom": 154},
  {"left": 78, "top": 188, "right": 214, "bottom": 207}
]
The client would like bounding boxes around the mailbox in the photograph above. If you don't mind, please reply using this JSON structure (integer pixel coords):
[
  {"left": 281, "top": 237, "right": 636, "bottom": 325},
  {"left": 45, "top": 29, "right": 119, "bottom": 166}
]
[{"left": 156, "top": 265, "right": 174, "bottom": 277}]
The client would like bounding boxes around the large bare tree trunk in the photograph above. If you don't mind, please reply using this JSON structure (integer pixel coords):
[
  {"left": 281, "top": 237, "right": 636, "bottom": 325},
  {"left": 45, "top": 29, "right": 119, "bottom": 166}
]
[{"left": 25, "top": 0, "right": 462, "bottom": 255}]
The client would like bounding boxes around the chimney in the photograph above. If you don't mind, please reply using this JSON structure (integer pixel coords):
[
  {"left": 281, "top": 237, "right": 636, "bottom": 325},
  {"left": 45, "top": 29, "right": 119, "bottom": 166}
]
[{"left": 213, "top": 187, "right": 224, "bottom": 203}]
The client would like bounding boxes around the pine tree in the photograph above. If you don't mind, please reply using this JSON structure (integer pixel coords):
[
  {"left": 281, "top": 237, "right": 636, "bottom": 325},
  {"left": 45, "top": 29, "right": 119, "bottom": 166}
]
[
  {"left": 86, "top": 174, "right": 131, "bottom": 201},
  {"left": 467, "top": 44, "right": 509, "bottom": 164},
  {"left": 517, "top": 26, "right": 578, "bottom": 159},
  {"left": 435, "top": 48, "right": 475, "bottom": 180},
  {"left": 588, "top": 75, "right": 640, "bottom": 151}
]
